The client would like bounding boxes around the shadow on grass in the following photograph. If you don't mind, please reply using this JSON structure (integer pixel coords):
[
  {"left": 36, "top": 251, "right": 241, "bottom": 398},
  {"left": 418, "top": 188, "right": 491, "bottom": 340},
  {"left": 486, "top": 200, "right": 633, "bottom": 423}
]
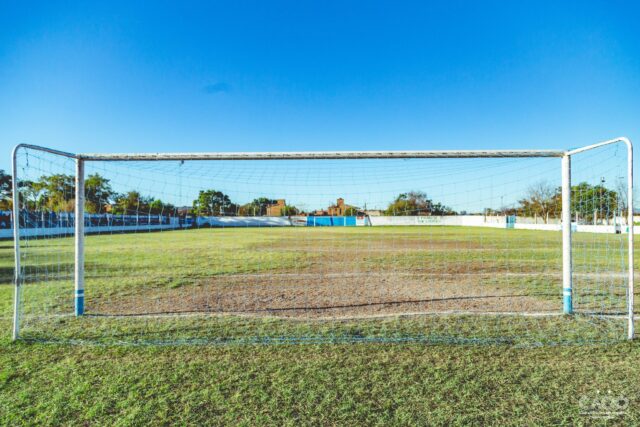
[{"left": 87, "top": 293, "right": 559, "bottom": 317}]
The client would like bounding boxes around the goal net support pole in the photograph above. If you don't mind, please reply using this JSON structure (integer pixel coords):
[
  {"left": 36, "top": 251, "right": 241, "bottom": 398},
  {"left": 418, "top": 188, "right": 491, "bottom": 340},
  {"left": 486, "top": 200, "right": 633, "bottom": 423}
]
[
  {"left": 74, "top": 158, "right": 85, "bottom": 316},
  {"left": 11, "top": 145, "right": 21, "bottom": 341},
  {"left": 562, "top": 154, "right": 572, "bottom": 314}
]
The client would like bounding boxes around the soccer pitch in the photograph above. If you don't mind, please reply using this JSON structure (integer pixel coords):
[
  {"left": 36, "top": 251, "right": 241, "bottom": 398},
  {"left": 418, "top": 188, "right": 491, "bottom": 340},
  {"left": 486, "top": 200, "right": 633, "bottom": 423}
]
[
  {"left": 4, "top": 226, "right": 634, "bottom": 344},
  {"left": 0, "top": 227, "right": 639, "bottom": 424}
]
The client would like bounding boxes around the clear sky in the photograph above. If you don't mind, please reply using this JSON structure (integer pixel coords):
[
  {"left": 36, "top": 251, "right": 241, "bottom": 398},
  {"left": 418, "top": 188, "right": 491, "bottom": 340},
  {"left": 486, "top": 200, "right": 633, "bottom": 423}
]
[{"left": 1, "top": 2, "right": 639, "bottom": 211}]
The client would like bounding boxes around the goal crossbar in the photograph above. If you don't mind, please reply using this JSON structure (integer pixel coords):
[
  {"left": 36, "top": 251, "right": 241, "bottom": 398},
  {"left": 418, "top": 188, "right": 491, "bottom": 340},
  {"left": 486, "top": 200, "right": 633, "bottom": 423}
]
[{"left": 14, "top": 143, "right": 566, "bottom": 161}]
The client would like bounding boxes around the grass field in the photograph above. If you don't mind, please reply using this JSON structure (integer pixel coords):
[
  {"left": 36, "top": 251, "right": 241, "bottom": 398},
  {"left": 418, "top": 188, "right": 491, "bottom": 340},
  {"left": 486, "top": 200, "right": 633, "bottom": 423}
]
[{"left": 1, "top": 226, "right": 639, "bottom": 424}]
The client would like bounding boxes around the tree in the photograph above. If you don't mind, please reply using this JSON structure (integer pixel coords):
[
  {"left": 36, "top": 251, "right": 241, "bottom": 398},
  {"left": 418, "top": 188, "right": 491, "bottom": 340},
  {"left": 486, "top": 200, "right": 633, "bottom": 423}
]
[
  {"left": 385, "top": 191, "right": 455, "bottom": 216},
  {"left": 514, "top": 181, "right": 621, "bottom": 224},
  {"left": 517, "top": 181, "right": 560, "bottom": 223},
  {"left": 0, "top": 170, "right": 11, "bottom": 210},
  {"left": 148, "top": 199, "right": 176, "bottom": 215},
  {"left": 110, "top": 191, "right": 175, "bottom": 216},
  {"left": 34, "top": 174, "right": 75, "bottom": 212},
  {"left": 192, "top": 189, "right": 238, "bottom": 216},
  {"left": 570, "top": 182, "right": 619, "bottom": 223},
  {"left": 111, "top": 191, "right": 150, "bottom": 215},
  {"left": 344, "top": 206, "right": 359, "bottom": 216},
  {"left": 613, "top": 178, "right": 638, "bottom": 218},
  {"left": 85, "top": 173, "right": 114, "bottom": 214},
  {"left": 0, "top": 172, "right": 78, "bottom": 212},
  {"left": 280, "top": 205, "right": 299, "bottom": 216},
  {"left": 239, "top": 197, "right": 277, "bottom": 216}
]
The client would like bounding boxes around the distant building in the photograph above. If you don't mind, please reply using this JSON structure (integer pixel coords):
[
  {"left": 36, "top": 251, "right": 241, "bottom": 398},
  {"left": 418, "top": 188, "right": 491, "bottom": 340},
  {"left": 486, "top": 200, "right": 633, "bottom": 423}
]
[
  {"left": 327, "top": 198, "right": 359, "bottom": 216},
  {"left": 363, "top": 210, "right": 383, "bottom": 217},
  {"left": 266, "top": 199, "right": 286, "bottom": 216},
  {"left": 307, "top": 198, "right": 362, "bottom": 216}
]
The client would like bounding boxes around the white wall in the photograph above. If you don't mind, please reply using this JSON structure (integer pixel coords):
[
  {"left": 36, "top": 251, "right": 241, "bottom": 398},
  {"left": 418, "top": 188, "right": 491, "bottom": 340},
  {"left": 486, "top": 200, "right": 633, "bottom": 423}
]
[
  {"left": 369, "top": 215, "right": 632, "bottom": 234},
  {"left": 197, "top": 216, "right": 294, "bottom": 227},
  {"left": 369, "top": 215, "right": 495, "bottom": 227},
  {"left": 1, "top": 214, "right": 635, "bottom": 239}
]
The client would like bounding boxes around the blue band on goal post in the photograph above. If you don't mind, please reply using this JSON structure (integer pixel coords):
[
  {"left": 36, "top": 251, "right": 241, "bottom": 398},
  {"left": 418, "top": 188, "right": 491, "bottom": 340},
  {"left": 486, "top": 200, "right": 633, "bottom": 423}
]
[
  {"left": 563, "top": 287, "right": 572, "bottom": 314},
  {"left": 75, "top": 289, "right": 84, "bottom": 316}
]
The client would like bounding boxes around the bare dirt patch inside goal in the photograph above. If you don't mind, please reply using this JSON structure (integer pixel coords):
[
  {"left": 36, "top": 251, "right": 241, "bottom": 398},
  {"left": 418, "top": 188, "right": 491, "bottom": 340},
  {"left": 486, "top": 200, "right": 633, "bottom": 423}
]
[
  {"left": 90, "top": 272, "right": 560, "bottom": 319},
  {"left": 87, "top": 229, "right": 565, "bottom": 319}
]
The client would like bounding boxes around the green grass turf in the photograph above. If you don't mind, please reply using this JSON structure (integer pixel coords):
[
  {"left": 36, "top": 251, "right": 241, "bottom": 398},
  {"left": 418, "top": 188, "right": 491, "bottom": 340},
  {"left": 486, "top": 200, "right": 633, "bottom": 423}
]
[
  {"left": 4, "top": 227, "right": 631, "bottom": 344},
  {"left": 0, "top": 227, "right": 639, "bottom": 424}
]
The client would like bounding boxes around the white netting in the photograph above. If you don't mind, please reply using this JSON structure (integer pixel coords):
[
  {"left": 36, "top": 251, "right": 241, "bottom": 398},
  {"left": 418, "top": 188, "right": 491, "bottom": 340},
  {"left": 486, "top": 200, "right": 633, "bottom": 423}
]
[{"left": 9, "top": 142, "right": 633, "bottom": 345}]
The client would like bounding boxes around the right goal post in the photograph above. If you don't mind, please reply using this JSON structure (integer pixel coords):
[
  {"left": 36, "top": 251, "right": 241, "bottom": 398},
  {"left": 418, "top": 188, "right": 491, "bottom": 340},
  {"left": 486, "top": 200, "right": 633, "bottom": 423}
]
[{"left": 9, "top": 138, "right": 634, "bottom": 345}]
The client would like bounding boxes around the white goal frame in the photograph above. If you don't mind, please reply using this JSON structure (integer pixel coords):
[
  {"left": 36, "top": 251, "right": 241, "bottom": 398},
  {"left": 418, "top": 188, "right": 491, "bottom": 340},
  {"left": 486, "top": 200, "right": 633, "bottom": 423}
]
[{"left": 10, "top": 137, "right": 635, "bottom": 341}]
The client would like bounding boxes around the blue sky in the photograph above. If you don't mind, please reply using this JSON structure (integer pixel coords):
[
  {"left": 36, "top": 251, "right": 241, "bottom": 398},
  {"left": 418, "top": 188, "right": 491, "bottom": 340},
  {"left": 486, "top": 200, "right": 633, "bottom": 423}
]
[{"left": 1, "top": 2, "right": 639, "bottom": 211}]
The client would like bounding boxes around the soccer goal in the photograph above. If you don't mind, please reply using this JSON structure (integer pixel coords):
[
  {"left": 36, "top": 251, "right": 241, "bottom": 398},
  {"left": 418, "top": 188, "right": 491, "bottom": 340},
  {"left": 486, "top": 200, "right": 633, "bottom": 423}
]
[{"left": 9, "top": 138, "right": 634, "bottom": 345}]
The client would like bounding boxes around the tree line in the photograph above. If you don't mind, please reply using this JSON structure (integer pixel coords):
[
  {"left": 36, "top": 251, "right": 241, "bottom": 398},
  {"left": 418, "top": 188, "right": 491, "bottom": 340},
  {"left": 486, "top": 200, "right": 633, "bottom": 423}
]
[
  {"left": 383, "top": 191, "right": 455, "bottom": 216},
  {"left": 191, "top": 192, "right": 300, "bottom": 216},
  {"left": 0, "top": 171, "right": 300, "bottom": 217},
  {"left": 0, "top": 171, "right": 176, "bottom": 215},
  {"left": 0, "top": 170, "right": 628, "bottom": 220},
  {"left": 497, "top": 181, "right": 624, "bottom": 223}
]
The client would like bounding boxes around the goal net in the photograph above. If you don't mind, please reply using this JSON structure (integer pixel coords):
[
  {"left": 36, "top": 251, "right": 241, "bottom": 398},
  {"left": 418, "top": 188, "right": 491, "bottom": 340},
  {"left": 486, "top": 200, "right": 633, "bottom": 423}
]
[{"left": 9, "top": 139, "right": 634, "bottom": 345}]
